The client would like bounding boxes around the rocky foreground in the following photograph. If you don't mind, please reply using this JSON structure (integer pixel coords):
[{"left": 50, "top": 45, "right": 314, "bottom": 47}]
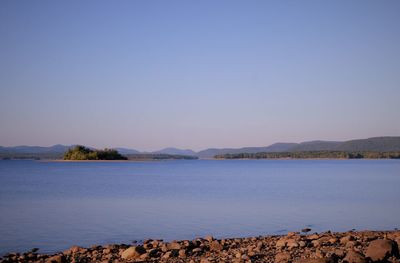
[{"left": 1, "top": 230, "right": 400, "bottom": 263}]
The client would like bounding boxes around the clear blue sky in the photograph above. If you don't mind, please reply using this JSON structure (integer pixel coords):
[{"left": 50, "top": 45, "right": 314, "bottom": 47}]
[{"left": 1, "top": 1, "right": 399, "bottom": 151}]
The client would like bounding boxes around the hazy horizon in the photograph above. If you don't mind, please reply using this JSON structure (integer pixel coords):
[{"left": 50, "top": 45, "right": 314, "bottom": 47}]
[{"left": 1, "top": 1, "right": 400, "bottom": 151}]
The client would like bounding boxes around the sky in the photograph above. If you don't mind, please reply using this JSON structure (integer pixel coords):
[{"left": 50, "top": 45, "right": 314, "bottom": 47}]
[{"left": 0, "top": 1, "right": 400, "bottom": 151}]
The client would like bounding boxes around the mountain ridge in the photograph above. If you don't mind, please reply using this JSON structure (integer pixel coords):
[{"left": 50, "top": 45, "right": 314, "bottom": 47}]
[{"left": 1, "top": 136, "right": 400, "bottom": 159}]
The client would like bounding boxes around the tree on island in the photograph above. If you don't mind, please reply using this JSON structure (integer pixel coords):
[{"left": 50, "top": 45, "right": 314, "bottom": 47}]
[{"left": 63, "top": 145, "right": 127, "bottom": 160}]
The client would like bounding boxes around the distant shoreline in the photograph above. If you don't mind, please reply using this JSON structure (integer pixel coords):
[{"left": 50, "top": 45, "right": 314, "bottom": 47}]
[{"left": 1, "top": 157, "right": 400, "bottom": 162}]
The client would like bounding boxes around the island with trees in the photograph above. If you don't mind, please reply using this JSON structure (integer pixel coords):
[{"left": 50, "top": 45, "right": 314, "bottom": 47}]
[
  {"left": 63, "top": 145, "right": 198, "bottom": 161},
  {"left": 63, "top": 146, "right": 128, "bottom": 160},
  {"left": 214, "top": 151, "right": 400, "bottom": 159}
]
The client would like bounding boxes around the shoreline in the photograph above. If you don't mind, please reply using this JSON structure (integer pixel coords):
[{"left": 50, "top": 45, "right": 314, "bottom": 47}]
[{"left": 1, "top": 230, "right": 399, "bottom": 262}]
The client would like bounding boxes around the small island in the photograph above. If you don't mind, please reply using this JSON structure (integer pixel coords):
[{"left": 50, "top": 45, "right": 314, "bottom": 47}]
[{"left": 63, "top": 145, "right": 128, "bottom": 160}]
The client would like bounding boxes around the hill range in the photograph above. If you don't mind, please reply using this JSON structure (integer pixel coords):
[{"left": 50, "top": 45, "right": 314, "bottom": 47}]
[{"left": 1, "top": 136, "right": 400, "bottom": 159}]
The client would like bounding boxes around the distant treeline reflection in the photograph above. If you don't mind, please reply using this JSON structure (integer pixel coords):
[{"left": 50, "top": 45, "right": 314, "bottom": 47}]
[{"left": 214, "top": 151, "right": 400, "bottom": 159}]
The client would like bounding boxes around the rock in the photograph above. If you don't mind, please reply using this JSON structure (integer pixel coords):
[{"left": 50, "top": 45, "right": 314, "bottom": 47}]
[
  {"left": 120, "top": 246, "right": 146, "bottom": 260},
  {"left": 340, "top": 235, "right": 355, "bottom": 245},
  {"left": 308, "top": 234, "right": 320, "bottom": 240},
  {"left": 162, "top": 251, "right": 172, "bottom": 259},
  {"left": 276, "top": 238, "right": 287, "bottom": 249},
  {"left": 210, "top": 240, "right": 223, "bottom": 251},
  {"left": 302, "top": 228, "right": 312, "bottom": 233},
  {"left": 312, "top": 240, "right": 322, "bottom": 247},
  {"left": 148, "top": 248, "right": 159, "bottom": 257},
  {"left": 294, "top": 258, "right": 332, "bottom": 263},
  {"left": 192, "top": 248, "right": 203, "bottom": 253},
  {"left": 178, "top": 249, "right": 186, "bottom": 258},
  {"left": 204, "top": 235, "right": 214, "bottom": 242},
  {"left": 343, "top": 251, "right": 365, "bottom": 263},
  {"left": 167, "top": 241, "right": 181, "bottom": 250},
  {"left": 46, "top": 255, "right": 65, "bottom": 263},
  {"left": 365, "top": 239, "right": 396, "bottom": 262},
  {"left": 299, "top": 241, "right": 307, "bottom": 248},
  {"left": 161, "top": 244, "right": 168, "bottom": 252},
  {"left": 333, "top": 249, "right": 346, "bottom": 258},
  {"left": 287, "top": 240, "right": 299, "bottom": 249},
  {"left": 328, "top": 238, "right": 338, "bottom": 244},
  {"left": 275, "top": 252, "right": 291, "bottom": 262},
  {"left": 139, "top": 252, "right": 149, "bottom": 260}
]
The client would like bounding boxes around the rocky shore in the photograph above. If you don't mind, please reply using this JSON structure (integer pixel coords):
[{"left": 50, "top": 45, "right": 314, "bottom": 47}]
[{"left": 1, "top": 230, "right": 399, "bottom": 263}]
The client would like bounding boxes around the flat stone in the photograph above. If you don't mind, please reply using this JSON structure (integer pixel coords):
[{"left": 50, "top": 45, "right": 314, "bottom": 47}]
[
  {"left": 120, "top": 246, "right": 146, "bottom": 260},
  {"left": 343, "top": 251, "right": 365, "bottom": 263},
  {"left": 365, "top": 239, "right": 395, "bottom": 262}
]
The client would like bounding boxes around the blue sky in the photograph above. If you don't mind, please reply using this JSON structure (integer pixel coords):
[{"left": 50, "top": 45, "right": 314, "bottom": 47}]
[{"left": 1, "top": 1, "right": 399, "bottom": 151}]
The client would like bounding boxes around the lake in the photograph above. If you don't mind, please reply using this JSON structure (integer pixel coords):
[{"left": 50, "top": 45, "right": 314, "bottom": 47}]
[{"left": 0, "top": 159, "right": 399, "bottom": 254}]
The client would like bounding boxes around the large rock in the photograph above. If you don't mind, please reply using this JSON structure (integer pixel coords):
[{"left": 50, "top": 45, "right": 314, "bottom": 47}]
[
  {"left": 45, "top": 255, "right": 65, "bottom": 263},
  {"left": 209, "top": 240, "right": 223, "bottom": 251},
  {"left": 167, "top": 241, "right": 181, "bottom": 250},
  {"left": 275, "top": 252, "right": 291, "bottom": 263},
  {"left": 343, "top": 251, "right": 365, "bottom": 263},
  {"left": 120, "top": 246, "right": 146, "bottom": 260},
  {"left": 365, "top": 239, "right": 396, "bottom": 262},
  {"left": 204, "top": 235, "right": 214, "bottom": 242},
  {"left": 276, "top": 238, "right": 287, "bottom": 249}
]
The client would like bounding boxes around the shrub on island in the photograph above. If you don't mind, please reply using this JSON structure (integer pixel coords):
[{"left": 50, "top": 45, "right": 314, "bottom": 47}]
[{"left": 63, "top": 145, "right": 127, "bottom": 160}]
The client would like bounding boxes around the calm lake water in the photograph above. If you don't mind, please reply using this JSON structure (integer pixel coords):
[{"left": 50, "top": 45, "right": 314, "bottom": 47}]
[{"left": 0, "top": 159, "right": 399, "bottom": 254}]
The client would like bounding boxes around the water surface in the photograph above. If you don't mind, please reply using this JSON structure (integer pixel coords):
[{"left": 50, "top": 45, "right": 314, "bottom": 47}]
[{"left": 0, "top": 159, "right": 399, "bottom": 254}]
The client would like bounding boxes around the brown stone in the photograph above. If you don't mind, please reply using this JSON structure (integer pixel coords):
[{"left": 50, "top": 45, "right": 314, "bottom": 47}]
[
  {"left": 167, "top": 241, "right": 181, "bottom": 250},
  {"left": 343, "top": 251, "right": 365, "bottom": 263},
  {"left": 276, "top": 238, "right": 287, "bottom": 248},
  {"left": 178, "top": 249, "right": 186, "bottom": 258},
  {"left": 293, "top": 258, "right": 332, "bottom": 263},
  {"left": 365, "top": 239, "right": 396, "bottom": 261},
  {"left": 340, "top": 235, "right": 355, "bottom": 245},
  {"left": 120, "top": 246, "right": 146, "bottom": 260},
  {"left": 45, "top": 255, "right": 65, "bottom": 263},
  {"left": 275, "top": 252, "right": 291, "bottom": 262},
  {"left": 162, "top": 251, "right": 172, "bottom": 259},
  {"left": 204, "top": 235, "right": 214, "bottom": 242},
  {"left": 210, "top": 240, "right": 223, "bottom": 251}
]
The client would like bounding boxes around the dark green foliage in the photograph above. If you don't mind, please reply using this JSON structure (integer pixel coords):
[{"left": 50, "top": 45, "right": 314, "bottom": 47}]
[
  {"left": 215, "top": 151, "right": 400, "bottom": 159},
  {"left": 63, "top": 145, "right": 127, "bottom": 160}
]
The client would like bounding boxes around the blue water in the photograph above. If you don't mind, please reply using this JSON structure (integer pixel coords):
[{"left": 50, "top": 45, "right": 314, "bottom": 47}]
[{"left": 0, "top": 159, "right": 399, "bottom": 254}]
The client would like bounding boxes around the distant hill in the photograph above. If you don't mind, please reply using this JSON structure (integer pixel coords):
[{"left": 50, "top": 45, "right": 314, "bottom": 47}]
[
  {"left": 114, "top": 148, "right": 141, "bottom": 155},
  {"left": 1, "top": 136, "right": 399, "bottom": 160},
  {"left": 335, "top": 137, "right": 400, "bottom": 152},
  {"left": 154, "top": 147, "right": 196, "bottom": 156},
  {"left": 196, "top": 137, "right": 400, "bottom": 158},
  {"left": 289, "top": 141, "right": 342, "bottom": 152},
  {"left": 196, "top": 143, "right": 297, "bottom": 159},
  {"left": 0, "top": 144, "right": 72, "bottom": 154}
]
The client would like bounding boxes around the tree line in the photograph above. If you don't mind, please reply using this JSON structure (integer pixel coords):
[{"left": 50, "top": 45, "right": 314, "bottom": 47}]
[{"left": 214, "top": 151, "right": 400, "bottom": 159}]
